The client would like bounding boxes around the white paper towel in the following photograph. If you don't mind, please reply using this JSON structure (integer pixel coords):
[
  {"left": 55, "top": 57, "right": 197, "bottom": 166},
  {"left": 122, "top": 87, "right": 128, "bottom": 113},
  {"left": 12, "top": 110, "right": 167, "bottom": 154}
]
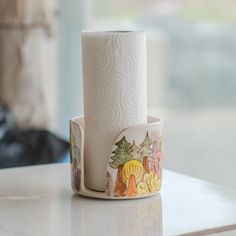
[{"left": 81, "top": 31, "right": 147, "bottom": 191}]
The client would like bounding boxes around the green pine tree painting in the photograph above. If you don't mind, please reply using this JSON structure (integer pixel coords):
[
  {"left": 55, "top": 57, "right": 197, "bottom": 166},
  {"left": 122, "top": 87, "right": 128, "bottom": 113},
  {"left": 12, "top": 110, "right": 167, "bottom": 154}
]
[
  {"left": 109, "top": 136, "right": 132, "bottom": 197},
  {"left": 138, "top": 132, "right": 153, "bottom": 173},
  {"left": 130, "top": 140, "right": 139, "bottom": 160},
  {"left": 109, "top": 136, "right": 132, "bottom": 169}
]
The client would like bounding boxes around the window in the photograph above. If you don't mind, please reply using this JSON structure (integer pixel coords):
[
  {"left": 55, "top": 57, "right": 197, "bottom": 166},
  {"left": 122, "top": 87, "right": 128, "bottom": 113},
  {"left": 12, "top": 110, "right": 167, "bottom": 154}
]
[{"left": 59, "top": 0, "right": 236, "bottom": 188}]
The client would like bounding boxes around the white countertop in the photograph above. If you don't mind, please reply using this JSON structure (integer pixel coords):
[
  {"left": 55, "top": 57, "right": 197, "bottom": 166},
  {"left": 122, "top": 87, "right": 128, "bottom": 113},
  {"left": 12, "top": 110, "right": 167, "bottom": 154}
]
[{"left": 0, "top": 163, "right": 236, "bottom": 236}]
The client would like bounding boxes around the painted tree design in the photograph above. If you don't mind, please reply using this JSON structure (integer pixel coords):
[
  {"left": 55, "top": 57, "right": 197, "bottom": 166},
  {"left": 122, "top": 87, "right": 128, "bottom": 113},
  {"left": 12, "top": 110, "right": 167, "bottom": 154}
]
[
  {"left": 130, "top": 140, "right": 139, "bottom": 159},
  {"left": 151, "top": 140, "right": 161, "bottom": 174},
  {"left": 122, "top": 160, "right": 143, "bottom": 197},
  {"left": 138, "top": 132, "right": 153, "bottom": 173},
  {"left": 157, "top": 140, "right": 163, "bottom": 177},
  {"left": 109, "top": 136, "right": 132, "bottom": 197},
  {"left": 158, "top": 140, "right": 163, "bottom": 152},
  {"left": 105, "top": 171, "right": 113, "bottom": 197},
  {"left": 70, "top": 134, "right": 80, "bottom": 164},
  {"left": 72, "top": 157, "right": 81, "bottom": 191}
]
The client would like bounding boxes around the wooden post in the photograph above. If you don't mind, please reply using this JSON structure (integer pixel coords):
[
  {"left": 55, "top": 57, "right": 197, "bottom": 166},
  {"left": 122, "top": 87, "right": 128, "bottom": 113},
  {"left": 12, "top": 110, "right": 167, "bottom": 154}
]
[{"left": 0, "top": 0, "right": 58, "bottom": 129}]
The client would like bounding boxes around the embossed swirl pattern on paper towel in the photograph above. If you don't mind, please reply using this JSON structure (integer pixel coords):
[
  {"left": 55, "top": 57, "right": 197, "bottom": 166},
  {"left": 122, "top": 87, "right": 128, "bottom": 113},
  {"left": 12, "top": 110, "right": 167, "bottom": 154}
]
[{"left": 83, "top": 34, "right": 146, "bottom": 133}]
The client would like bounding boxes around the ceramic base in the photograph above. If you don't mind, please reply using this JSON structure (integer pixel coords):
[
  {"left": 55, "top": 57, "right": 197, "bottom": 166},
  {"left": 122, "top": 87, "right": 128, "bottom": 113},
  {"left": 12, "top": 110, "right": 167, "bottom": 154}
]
[{"left": 70, "top": 116, "right": 163, "bottom": 199}]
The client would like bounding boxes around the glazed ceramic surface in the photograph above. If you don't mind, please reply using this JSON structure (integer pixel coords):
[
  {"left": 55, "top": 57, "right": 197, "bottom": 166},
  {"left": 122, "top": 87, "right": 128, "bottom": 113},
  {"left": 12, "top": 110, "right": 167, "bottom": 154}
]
[{"left": 70, "top": 116, "right": 163, "bottom": 199}]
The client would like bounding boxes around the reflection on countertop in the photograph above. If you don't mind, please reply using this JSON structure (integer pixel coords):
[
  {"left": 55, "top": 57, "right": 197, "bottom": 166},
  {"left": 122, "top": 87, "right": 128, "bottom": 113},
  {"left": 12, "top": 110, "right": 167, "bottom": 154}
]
[{"left": 70, "top": 194, "right": 162, "bottom": 236}]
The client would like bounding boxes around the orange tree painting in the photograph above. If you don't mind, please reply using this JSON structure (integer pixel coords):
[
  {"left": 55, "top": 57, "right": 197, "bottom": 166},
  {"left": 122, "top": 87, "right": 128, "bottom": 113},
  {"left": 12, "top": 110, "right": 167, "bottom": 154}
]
[
  {"left": 122, "top": 160, "right": 143, "bottom": 196},
  {"left": 109, "top": 136, "right": 132, "bottom": 197},
  {"left": 151, "top": 140, "right": 161, "bottom": 175},
  {"left": 108, "top": 132, "right": 162, "bottom": 197}
]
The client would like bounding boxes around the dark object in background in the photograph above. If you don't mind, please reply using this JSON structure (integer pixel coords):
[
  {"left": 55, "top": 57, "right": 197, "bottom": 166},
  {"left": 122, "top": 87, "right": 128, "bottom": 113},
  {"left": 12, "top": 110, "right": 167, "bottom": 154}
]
[
  {"left": 0, "top": 104, "right": 15, "bottom": 140},
  {"left": 0, "top": 103, "right": 69, "bottom": 168}
]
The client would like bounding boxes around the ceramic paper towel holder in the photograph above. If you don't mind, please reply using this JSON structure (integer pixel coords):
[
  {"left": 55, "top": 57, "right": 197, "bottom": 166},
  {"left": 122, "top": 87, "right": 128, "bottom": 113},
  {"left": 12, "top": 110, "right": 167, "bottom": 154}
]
[{"left": 70, "top": 116, "right": 163, "bottom": 199}]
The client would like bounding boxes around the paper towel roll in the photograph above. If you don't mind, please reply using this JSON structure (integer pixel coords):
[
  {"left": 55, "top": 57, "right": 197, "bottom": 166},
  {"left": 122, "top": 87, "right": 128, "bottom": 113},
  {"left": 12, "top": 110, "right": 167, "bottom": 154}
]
[{"left": 82, "top": 31, "right": 147, "bottom": 191}]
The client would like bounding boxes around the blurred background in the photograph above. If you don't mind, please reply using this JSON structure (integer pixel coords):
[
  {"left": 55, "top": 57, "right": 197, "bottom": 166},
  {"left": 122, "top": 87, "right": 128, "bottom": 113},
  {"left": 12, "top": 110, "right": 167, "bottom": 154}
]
[{"left": 0, "top": 0, "right": 236, "bottom": 189}]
